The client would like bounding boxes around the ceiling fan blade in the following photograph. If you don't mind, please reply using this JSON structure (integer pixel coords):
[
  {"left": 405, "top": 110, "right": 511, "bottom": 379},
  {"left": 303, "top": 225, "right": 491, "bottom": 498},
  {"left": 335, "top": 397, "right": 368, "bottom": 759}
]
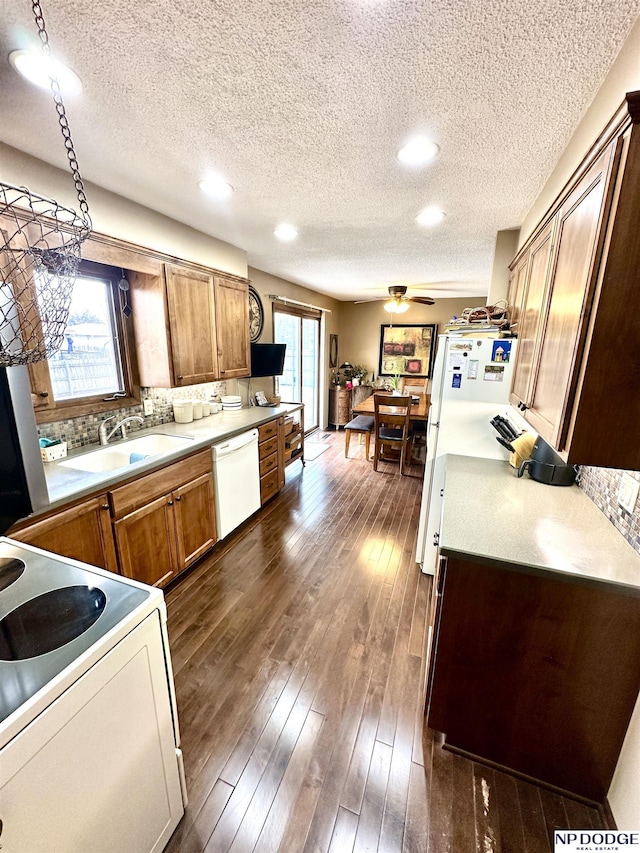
[
  {"left": 409, "top": 296, "right": 435, "bottom": 305},
  {"left": 353, "top": 297, "right": 386, "bottom": 304}
]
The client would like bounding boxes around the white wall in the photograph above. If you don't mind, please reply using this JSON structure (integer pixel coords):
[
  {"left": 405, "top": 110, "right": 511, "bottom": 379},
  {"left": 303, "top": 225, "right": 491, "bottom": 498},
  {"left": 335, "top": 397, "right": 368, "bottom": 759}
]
[
  {"left": 0, "top": 142, "right": 247, "bottom": 276},
  {"left": 487, "top": 229, "right": 520, "bottom": 305}
]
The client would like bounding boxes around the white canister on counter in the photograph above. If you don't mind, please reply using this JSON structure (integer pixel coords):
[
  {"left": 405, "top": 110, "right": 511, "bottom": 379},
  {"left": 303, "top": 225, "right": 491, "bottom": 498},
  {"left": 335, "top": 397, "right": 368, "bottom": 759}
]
[
  {"left": 202, "top": 401, "right": 210, "bottom": 416},
  {"left": 192, "top": 400, "right": 203, "bottom": 419},
  {"left": 173, "top": 399, "right": 193, "bottom": 423}
]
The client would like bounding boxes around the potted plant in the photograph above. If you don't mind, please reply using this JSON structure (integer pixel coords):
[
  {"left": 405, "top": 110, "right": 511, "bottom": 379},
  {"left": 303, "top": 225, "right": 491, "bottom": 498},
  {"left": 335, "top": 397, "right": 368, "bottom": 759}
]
[
  {"left": 350, "top": 364, "right": 369, "bottom": 386},
  {"left": 387, "top": 374, "right": 402, "bottom": 394}
]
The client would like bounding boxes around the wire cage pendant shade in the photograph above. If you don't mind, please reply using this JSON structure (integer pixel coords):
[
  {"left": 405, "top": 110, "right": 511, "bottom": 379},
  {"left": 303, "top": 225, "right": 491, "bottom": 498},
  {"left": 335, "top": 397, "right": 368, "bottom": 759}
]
[{"left": 0, "top": 0, "right": 91, "bottom": 367}]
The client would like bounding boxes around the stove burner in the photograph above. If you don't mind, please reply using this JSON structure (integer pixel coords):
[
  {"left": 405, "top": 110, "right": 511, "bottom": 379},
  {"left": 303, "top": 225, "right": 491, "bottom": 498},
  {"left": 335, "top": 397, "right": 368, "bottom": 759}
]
[
  {"left": 0, "top": 585, "right": 107, "bottom": 660},
  {"left": 0, "top": 557, "right": 25, "bottom": 592}
]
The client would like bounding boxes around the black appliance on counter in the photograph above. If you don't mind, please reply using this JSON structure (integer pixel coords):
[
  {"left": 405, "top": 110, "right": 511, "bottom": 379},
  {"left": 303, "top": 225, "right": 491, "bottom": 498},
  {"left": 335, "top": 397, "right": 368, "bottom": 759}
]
[
  {"left": 0, "top": 366, "right": 49, "bottom": 532},
  {"left": 517, "top": 436, "right": 577, "bottom": 486}
]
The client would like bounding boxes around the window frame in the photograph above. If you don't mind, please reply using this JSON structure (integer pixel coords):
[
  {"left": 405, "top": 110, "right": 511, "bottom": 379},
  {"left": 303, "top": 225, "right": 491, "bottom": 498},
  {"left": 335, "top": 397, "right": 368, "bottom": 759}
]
[{"left": 30, "top": 260, "right": 140, "bottom": 424}]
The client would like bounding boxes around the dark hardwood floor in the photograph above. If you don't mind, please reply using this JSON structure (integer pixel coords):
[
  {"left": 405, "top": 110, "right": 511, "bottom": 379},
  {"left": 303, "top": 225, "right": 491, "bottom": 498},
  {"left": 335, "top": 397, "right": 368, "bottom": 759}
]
[{"left": 164, "top": 430, "right": 607, "bottom": 852}]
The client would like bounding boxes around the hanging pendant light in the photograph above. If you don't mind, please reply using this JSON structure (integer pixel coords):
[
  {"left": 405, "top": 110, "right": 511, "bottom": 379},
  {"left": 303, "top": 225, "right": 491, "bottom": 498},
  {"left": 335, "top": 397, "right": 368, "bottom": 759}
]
[{"left": 0, "top": 0, "right": 92, "bottom": 366}]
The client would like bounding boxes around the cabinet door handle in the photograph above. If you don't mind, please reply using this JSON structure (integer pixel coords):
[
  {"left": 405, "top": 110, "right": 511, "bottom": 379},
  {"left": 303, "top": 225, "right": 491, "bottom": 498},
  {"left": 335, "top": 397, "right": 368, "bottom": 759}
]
[
  {"left": 167, "top": 500, "right": 174, "bottom": 506},
  {"left": 101, "top": 504, "right": 109, "bottom": 510},
  {"left": 177, "top": 375, "right": 183, "bottom": 381},
  {"left": 220, "top": 370, "right": 226, "bottom": 374},
  {"left": 175, "top": 496, "right": 182, "bottom": 501},
  {"left": 38, "top": 391, "right": 49, "bottom": 398}
]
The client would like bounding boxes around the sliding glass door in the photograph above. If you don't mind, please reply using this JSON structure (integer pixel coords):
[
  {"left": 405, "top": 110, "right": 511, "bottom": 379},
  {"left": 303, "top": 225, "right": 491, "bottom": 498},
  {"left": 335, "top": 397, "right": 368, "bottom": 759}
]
[{"left": 274, "top": 306, "right": 320, "bottom": 432}]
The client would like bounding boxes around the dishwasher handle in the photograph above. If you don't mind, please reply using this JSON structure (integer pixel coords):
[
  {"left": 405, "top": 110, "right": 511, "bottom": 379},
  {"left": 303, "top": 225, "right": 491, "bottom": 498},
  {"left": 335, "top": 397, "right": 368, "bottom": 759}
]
[{"left": 212, "top": 429, "right": 258, "bottom": 460}]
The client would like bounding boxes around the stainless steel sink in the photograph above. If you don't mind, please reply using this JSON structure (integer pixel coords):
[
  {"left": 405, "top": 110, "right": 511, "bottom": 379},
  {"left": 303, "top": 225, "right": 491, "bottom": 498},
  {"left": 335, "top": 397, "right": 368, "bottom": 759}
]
[{"left": 58, "top": 433, "right": 194, "bottom": 474}]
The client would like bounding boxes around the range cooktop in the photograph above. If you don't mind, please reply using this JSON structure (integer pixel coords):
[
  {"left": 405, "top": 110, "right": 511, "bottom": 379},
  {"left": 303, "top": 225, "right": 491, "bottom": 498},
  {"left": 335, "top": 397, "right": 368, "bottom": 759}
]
[{"left": 0, "top": 537, "right": 150, "bottom": 726}]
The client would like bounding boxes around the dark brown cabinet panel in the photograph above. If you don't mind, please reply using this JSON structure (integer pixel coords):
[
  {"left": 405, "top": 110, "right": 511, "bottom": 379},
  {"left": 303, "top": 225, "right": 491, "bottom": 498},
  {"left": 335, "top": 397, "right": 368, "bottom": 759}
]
[
  {"left": 427, "top": 555, "right": 640, "bottom": 801},
  {"left": 509, "top": 220, "right": 555, "bottom": 408},
  {"left": 525, "top": 145, "right": 614, "bottom": 448},
  {"left": 508, "top": 93, "right": 640, "bottom": 467}
]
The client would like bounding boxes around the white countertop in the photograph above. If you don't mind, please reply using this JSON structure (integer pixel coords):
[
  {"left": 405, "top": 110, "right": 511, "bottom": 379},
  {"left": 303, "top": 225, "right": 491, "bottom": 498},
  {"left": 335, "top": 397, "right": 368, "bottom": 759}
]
[
  {"left": 440, "top": 454, "right": 640, "bottom": 595},
  {"left": 42, "top": 403, "right": 302, "bottom": 510}
]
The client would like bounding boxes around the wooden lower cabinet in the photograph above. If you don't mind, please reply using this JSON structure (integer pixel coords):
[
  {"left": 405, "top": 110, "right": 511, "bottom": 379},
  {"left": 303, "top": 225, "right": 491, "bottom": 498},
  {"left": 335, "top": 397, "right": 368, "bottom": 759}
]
[
  {"left": 258, "top": 416, "right": 285, "bottom": 505},
  {"left": 111, "top": 450, "right": 217, "bottom": 587},
  {"left": 10, "top": 449, "right": 217, "bottom": 588},
  {"left": 9, "top": 494, "right": 118, "bottom": 575},
  {"left": 427, "top": 554, "right": 640, "bottom": 801},
  {"left": 173, "top": 473, "right": 217, "bottom": 570},
  {"left": 115, "top": 495, "right": 177, "bottom": 588}
]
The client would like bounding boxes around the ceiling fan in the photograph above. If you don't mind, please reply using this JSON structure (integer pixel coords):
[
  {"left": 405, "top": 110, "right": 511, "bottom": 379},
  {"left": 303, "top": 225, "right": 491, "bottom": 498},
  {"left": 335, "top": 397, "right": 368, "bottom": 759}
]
[{"left": 354, "top": 285, "right": 435, "bottom": 314}]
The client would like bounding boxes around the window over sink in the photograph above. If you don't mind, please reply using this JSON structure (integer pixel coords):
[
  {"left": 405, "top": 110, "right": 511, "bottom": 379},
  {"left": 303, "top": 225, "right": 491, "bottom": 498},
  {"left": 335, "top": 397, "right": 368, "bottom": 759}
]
[{"left": 29, "top": 260, "right": 140, "bottom": 422}]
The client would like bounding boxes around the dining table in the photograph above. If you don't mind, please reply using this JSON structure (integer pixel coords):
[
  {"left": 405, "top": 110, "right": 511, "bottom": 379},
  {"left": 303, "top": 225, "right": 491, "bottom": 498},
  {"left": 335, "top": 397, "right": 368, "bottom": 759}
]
[
  {"left": 350, "top": 391, "right": 431, "bottom": 467},
  {"left": 351, "top": 391, "right": 431, "bottom": 422}
]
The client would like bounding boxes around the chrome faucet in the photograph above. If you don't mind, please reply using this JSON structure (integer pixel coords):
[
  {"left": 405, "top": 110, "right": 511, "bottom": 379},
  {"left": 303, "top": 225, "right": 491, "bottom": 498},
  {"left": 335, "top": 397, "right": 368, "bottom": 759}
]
[{"left": 98, "top": 415, "right": 144, "bottom": 446}]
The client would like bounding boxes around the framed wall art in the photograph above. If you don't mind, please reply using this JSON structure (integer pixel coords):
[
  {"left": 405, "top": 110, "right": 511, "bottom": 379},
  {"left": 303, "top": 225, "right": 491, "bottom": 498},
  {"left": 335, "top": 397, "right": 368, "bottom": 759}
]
[{"left": 378, "top": 323, "right": 437, "bottom": 378}]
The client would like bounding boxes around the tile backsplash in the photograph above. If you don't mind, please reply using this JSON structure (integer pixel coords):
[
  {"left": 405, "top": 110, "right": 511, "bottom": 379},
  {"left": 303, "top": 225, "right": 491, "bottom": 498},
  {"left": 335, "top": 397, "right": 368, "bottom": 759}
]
[
  {"left": 578, "top": 466, "right": 640, "bottom": 556},
  {"left": 37, "top": 382, "right": 227, "bottom": 450}
]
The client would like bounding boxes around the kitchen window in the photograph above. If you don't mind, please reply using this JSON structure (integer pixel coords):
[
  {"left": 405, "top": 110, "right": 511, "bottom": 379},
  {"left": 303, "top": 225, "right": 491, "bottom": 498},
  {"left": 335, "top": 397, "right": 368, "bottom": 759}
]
[{"left": 30, "top": 260, "right": 139, "bottom": 422}]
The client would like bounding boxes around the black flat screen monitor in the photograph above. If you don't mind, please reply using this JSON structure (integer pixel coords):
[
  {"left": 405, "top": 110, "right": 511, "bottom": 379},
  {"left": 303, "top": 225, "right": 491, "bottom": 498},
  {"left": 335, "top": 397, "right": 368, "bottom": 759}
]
[{"left": 250, "top": 343, "right": 286, "bottom": 377}]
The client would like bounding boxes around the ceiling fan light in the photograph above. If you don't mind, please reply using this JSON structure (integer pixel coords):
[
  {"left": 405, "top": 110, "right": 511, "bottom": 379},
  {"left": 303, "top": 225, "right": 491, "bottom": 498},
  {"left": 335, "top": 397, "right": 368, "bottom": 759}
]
[
  {"left": 384, "top": 300, "right": 410, "bottom": 314},
  {"left": 398, "top": 137, "right": 439, "bottom": 166}
]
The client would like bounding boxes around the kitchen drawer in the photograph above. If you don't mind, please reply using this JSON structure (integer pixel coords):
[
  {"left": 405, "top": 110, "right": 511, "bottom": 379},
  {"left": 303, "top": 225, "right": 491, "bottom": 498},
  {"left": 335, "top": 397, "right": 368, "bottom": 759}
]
[
  {"left": 260, "top": 471, "right": 279, "bottom": 505},
  {"left": 259, "top": 435, "right": 278, "bottom": 460},
  {"left": 109, "top": 449, "right": 212, "bottom": 519},
  {"left": 259, "top": 451, "right": 278, "bottom": 478},
  {"left": 258, "top": 419, "right": 278, "bottom": 442}
]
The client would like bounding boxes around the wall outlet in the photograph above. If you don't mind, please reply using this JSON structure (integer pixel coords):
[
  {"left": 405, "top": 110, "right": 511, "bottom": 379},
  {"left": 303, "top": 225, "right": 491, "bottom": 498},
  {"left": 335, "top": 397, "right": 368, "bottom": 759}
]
[
  {"left": 143, "top": 398, "right": 154, "bottom": 416},
  {"left": 618, "top": 473, "right": 640, "bottom": 514}
]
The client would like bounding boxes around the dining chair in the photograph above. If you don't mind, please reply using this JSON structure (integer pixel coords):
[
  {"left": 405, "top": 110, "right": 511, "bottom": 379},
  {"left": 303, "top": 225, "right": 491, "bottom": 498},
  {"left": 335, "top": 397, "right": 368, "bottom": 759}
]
[
  {"left": 399, "top": 377, "right": 428, "bottom": 445},
  {"left": 399, "top": 376, "right": 428, "bottom": 394},
  {"left": 373, "top": 394, "right": 413, "bottom": 475}
]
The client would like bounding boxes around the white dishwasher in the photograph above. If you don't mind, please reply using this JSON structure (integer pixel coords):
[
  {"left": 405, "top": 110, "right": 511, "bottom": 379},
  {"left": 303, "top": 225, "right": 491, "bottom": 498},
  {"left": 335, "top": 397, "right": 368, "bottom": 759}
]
[{"left": 212, "top": 428, "right": 261, "bottom": 539}]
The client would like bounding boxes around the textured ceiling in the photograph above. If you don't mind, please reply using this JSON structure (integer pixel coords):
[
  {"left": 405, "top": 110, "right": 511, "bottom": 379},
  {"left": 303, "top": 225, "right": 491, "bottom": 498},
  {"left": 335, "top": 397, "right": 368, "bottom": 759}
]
[{"left": 0, "top": 0, "right": 639, "bottom": 300}]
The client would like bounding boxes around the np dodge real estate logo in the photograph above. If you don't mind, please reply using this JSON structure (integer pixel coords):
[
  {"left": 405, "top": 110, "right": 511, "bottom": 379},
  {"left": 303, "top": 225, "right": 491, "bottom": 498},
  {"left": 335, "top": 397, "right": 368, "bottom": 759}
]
[{"left": 555, "top": 831, "right": 640, "bottom": 852}]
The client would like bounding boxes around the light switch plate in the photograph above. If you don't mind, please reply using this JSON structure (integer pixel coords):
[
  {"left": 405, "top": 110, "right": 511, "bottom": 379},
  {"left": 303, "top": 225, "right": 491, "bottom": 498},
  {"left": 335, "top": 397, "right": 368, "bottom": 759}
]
[
  {"left": 143, "top": 398, "right": 154, "bottom": 416},
  {"left": 618, "top": 473, "right": 640, "bottom": 514}
]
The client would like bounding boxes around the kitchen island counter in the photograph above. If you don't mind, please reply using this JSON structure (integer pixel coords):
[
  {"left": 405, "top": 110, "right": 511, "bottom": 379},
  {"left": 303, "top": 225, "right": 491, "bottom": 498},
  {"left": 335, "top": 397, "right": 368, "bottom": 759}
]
[{"left": 440, "top": 454, "right": 640, "bottom": 595}]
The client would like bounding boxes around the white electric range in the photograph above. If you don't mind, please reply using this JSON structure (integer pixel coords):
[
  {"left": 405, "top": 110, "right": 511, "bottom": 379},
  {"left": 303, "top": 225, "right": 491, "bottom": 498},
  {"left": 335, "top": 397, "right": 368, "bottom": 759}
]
[{"left": 0, "top": 537, "right": 186, "bottom": 852}]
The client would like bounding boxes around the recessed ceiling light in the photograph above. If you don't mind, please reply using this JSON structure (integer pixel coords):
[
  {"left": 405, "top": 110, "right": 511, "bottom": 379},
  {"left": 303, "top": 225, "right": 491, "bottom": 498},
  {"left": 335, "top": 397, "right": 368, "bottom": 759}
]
[
  {"left": 398, "top": 137, "right": 439, "bottom": 166},
  {"left": 416, "top": 206, "right": 445, "bottom": 227},
  {"left": 9, "top": 49, "right": 82, "bottom": 96},
  {"left": 198, "top": 176, "right": 234, "bottom": 198},
  {"left": 274, "top": 223, "right": 298, "bottom": 242}
]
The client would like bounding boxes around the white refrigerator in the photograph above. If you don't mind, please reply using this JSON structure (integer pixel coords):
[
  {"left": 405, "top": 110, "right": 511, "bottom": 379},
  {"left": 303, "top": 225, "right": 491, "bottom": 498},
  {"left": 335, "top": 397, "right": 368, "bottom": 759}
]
[{"left": 416, "top": 334, "right": 522, "bottom": 574}]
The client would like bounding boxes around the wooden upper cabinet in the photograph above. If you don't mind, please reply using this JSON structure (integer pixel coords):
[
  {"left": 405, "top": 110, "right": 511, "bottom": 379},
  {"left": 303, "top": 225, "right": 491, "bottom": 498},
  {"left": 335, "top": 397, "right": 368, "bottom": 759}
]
[
  {"left": 509, "top": 221, "right": 555, "bottom": 407},
  {"left": 506, "top": 253, "right": 529, "bottom": 335},
  {"left": 165, "top": 265, "right": 218, "bottom": 385},
  {"left": 214, "top": 276, "right": 250, "bottom": 379},
  {"left": 507, "top": 93, "right": 640, "bottom": 469},
  {"left": 129, "top": 263, "right": 250, "bottom": 387},
  {"left": 524, "top": 144, "right": 615, "bottom": 450}
]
